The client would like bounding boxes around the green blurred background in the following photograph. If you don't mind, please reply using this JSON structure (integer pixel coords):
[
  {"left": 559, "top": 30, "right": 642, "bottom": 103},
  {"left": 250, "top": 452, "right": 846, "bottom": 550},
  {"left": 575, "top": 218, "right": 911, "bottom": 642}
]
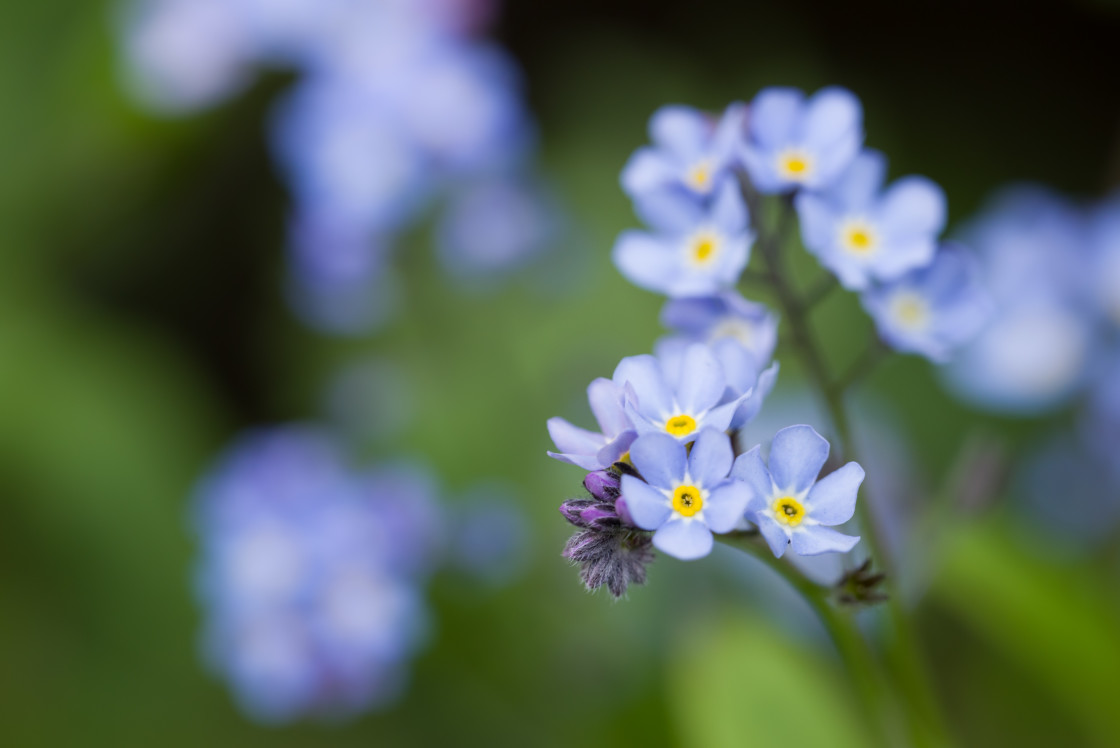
[{"left": 2, "top": 1, "right": 1120, "bottom": 746}]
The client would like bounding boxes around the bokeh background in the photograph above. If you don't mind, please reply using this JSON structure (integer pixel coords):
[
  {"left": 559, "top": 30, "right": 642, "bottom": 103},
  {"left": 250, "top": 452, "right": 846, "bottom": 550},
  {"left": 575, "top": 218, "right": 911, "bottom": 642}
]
[{"left": 3, "top": 0, "right": 1120, "bottom": 746}]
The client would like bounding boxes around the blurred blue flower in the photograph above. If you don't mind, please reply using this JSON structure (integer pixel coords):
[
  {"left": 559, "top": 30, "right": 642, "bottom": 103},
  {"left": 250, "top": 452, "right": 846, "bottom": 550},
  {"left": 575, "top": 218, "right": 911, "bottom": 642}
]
[
  {"left": 612, "top": 177, "right": 753, "bottom": 297},
  {"left": 621, "top": 429, "right": 750, "bottom": 560},
  {"left": 943, "top": 187, "right": 1096, "bottom": 412},
  {"left": 795, "top": 149, "right": 946, "bottom": 290},
  {"left": 659, "top": 291, "right": 779, "bottom": 372},
  {"left": 732, "top": 425, "right": 862, "bottom": 557},
  {"left": 1088, "top": 194, "right": 1120, "bottom": 329},
  {"left": 547, "top": 378, "right": 637, "bottom": 471},
  {"left": 620, "top": 103, "right": 747, "bottom": 210},
  {"left": 862, "top": 243, "right": 991, "bottom": 363},
  {"left": 741, "top": 86, "right": 863, "bottom": 194},
  {"left": 613, "top": 343, "right": 751, "bottom": 443},
  {"left": 194, "top": 426, "right": 443, "bottom": 722}
]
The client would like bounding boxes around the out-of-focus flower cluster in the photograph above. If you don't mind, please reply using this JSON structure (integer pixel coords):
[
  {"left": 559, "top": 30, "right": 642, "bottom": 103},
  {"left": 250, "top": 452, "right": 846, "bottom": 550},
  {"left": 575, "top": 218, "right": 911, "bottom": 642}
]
[
  {"left": 944, "top": 188, "right": 1120, "bottom": 539},
  {"left": 121, "top": 0, "right": 558, "bottom": 333}
]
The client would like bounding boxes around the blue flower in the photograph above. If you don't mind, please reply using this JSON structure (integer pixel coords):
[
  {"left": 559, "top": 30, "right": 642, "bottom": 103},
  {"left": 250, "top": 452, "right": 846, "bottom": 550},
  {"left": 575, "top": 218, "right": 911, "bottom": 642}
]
[
  {"left": 861, "top": 243, "right": 992, "bottom": 363},
  {"left": 547, "top": 379, "right": 637, "bottom": 471},
  {"left": 659, "top": 291, "right": 779, "bottom": 370},
  {"left": 621, "top": 429, "right": 751, "bottom": 560},
  {"left": 1088, "top": 194, "right": 1120, "bottom": 329},
  {"left": 741, "top": 86, "right": 863, "bottom": 194},
  {"left": 732, "top": 425, "right": 862, "bottom": 557},
  {"left": 613, "top": 343, "right": 751, "bottom": 444},
  {"left": 795, "top": 149, "right": 946, "bottom": 290},
  {"left": 620, "top": 103, "right": 747, "bottom": 207},
  {"left": 612, "top": 177, "right": 753, "bottom": 297}
]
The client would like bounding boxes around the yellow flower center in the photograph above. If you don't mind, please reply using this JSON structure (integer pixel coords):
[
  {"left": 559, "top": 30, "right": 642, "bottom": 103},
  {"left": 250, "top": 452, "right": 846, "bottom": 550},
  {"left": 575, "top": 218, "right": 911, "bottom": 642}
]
[
  {"left": 673, "top": 484, "right": 704, "bottom": 517},
  {"left": 687, "top": 231, "right": 720, "bottom": 265},
  {"left": 772, "top": 496, "right": 805, "bottom": 526},
  {"left": 838, "top": 218, "right": 878, "bottom": 255},
  {"left": 709, "top": 318, "right": 754, "bottom": 347},
  {"left": 776, "top": 149, "right": 813, "bottom": 182},
  {"left": 686, "top": 160, "right": 713, "bottom": 192},
  {"left": 890, "top": 292, "right": 930, "bottom": 330},
  {"left": 664, "top": 414, "right": 697, "bottom": 437}
]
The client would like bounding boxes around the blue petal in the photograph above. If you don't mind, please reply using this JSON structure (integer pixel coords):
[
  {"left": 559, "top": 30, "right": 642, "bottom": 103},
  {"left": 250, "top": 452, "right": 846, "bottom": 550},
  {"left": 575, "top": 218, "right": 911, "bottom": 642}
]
[
  {"left": 703, "top": 481, "right": 751, "bottom": 533},
  {"left": 795, "top": 193, "right": 839, "bottom": 256},
  {"left": 790, "top": 526, "right": 860, "bottom": 556},
  {"left": 612, "top": 230, "right": 679, "bottom": 295},
  {"left": 830, "top": 148, "right": 887, "bottom": 210},
  {"left": 730, "top": 361, "right": 779, "bottom": 430},
  {"left": 547, "top": 417, "right": 605, "bottom": 455},
  {"left": 649, "top": 105, "right": 710, "bottom": 157},
  {"left": 710, "top": 102, "right": 748, "bottom": 161},
  {"left": 878, "top": 176, "right": 947, "bottom": 238},
  {"left": 806, "top": 462, "right": 865, "bottom": 525},
  {"left": 629, "top": 432, "right": 686, "bottom": 490},
  {"left": 769, "top": 425, "right": 830, "bottom": 495},
  {"left": 749, "top": 87, "right": 804, "bottom": 149},
  {"left": 802, "top": 87, "right": 862, "bottom": 150},
  {"left": 546, "top": 449, "right": 608, "bottom": 471},
  {"left": 687, "top": 429, "right": 734, "bottom": 486},
  {"left": 755, "top": 514, "right": 791, "bottom": 557},
  {"left": 709, "top": 177, "right": 749, "bottom": 233},
  {"left": 620, "top": 148, "right": 677, "bottom": 198},
  {"left": 740, "top": 146, "right": 785, "bottom": 194},
  {"left": 730, "top": 445, "right": 775, "bottom": 507},
  {"left": 701, "top": 393, "right": 749, "bottom": 433},
  {"left": 620, "top": 475, "right": 672, "bottom": 530},
  {"left": 596, "top": 430, "right": 637, "bottom": 469},
  {"left": 587, "top": 378, "right": 630, "bottom": 440},
  {"left": 613, "top": 354, "right": 674, "bottom": 417},
  {"left": 654, "top": 337, "right": 688, "bottom": 390},
  {"left": 632, "top": 188, "right": 705, "bottom": 234},
  {"left": 652, "top": 518, "right": 714, "bottom": 560},
  {"left": 676, "top": 343, "right": 726, "bottom": 414},
  {"left": 659, "top": 295, "right": 724, "bottom": 335}
]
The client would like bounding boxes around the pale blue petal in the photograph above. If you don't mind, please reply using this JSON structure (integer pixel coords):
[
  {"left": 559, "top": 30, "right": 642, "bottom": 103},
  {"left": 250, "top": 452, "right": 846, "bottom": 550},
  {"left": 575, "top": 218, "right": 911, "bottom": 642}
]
[
  {"left": 795, "top": 192, "right": 839, "bottom": 255},
  {"left": 812, "top": 131, "right": 862, "bottom": 189},
  {"left": 653, "top": 518, "right": 714, "bottom": 560},
  {"left": 546, "top": 449, "right": 609, "bottom": 471},
  {"left": 613, "top": 354, "right": 674, "bottom": 417},
  {"left": 676, "top": 343, "right": 726, "bottom": 414},
  {"left": 878, "top": 176, "right": 947, "bottom": 238},
  {"left": 709, "top": 178, "right": 749, "bottom": 233},
  {"left": 790, "top": 526, "right": 860, "bottom": 556},
  {"left": 730, "top": 361, "right": 779, "bottom": 430},
  {"left": 703, "top": 481, "right": 751, "bottom": 533},
  {"left": 624, "top": 401, "right": 665, "bottom": 436},
  {"left": 806, "top": 462, "right": 864, "bottom": 525},
  {"left": 632, "top": 188, "right": 705, "bottom": 234},
  {"left": 749, "top": 87, "right": 804, "bottom": 149},
  {"left": 596, "top": 430, "right": 637, "bottom": 468},
  {"left": 713, "top": 338, "right": 760, "bottom": 395},
  {"left": 620, "top": 148, "right": 677, "bottom": 197},
  {"left": 649, "top": 105, "right": 710, "bottom": 157},
  {"left": 872, "top": 236, "right": 938, "bottom": 280},
  {"left": 730, "top": 445, "right": 774, "bottom": 505},
  {"left": 621, "top": 475, "right": 672, "bottom": 530},
  {"left": 740, "top": 146, "right": 784, "bottom": 194},
  {"left": 612, "top": 230, "right": 679, "bottom": 295},
  {"left": 587, "top": 377, "right": 630, "bottom": 440},
  {"left": 755, "top": 514, "right": 791, "bottom": 557},
  {"left": 830, "top": 149, "right": 887, "bottom": 210},
  {"left": 629, "top": 432, "right": 686, "bottom": 489},
  {"left": 654, "top": 336, "right": 688, "bottom": 390},
  {"left": 769, "top": 425, "right": 830, "bottom": 495},
  {"left": 688, "top": 429, "right": 734, "bottom": 486},
  {"left": 547, "top": 417, "right": 605, "bottom": 455},
  {"left": 711, "top": 102, "right": 748, "bottom": 160},
  {"left": 702, "top": 393, "right": 749, "bottom": 433},
  {"left": 802, "top": 87, "right": 862, "bottom": 150}
]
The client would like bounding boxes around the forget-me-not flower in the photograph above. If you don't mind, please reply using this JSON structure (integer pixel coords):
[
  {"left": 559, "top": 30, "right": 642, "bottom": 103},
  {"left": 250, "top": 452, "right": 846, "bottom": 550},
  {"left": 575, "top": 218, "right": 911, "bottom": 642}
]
[
  {"left": 732, "top": 425, "right": 862, "bottom": 557},
  {"left": 613, "top": 177, "right": 752, "bottom": 297},
  {"left": 613, "top": 343, "right": 751, "bottom": 444},
  {"left": 547, "top": 378, "right": 637, "bottom": 471},
  {"left": 621, "top": 429, "right": 751, "bottom": 560},
  {"left": 861, "top": 243, "right": 991, "bottom": 363},
  {"left": 796, "top": 149, "right": 946, "bottom": 290},
  {"left": 621, "top": 103, "right": 747, "bottom": 206},
  {"left": 659, "top": 291, "right": 779, "bottom": 371},
  {"left": 741, "top": 86, "right": 863, "bottom": 194}
]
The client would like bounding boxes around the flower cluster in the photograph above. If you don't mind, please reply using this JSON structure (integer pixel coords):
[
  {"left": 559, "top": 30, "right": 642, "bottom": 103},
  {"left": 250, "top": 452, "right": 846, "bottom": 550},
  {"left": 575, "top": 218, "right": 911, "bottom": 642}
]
[
  {"left": 549, "top": 85, "right": 993, "bottom": 596},
  {"left": 121, "top": 0, "right": 557, "bottom": 333},
  {"left": 193, "top": 426, "right": 443, "bottom": 722}
]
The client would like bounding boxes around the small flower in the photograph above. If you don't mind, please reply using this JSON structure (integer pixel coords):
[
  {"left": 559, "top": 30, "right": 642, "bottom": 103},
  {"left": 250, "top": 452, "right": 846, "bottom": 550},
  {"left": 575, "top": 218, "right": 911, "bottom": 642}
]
[
  {"left": 547, "top": 378, "right": 637, "bottom": 471},
  {"left": 620, "top": 429, "right": 751, "bottom": 560},
  {"left": 659, "top": 291, "right": 779, "bottom": 372},
  {"left": 620, "top": 103, "right": 747, "bottom": 206},
  {"left": 795, "top": 149, "right": 946, "bottom": 290},
  {"left": 732, "top": 424, "right": 862, "bottom": 557},
  {"left": 612, "top": 177, "right": 753, "bottom": 298},
  {"left": 861, "top": 243, "right": 992, "bottom": 363},
  {"left": 741, "top": 86, "right": 863, "bottom": 194},
  {"left": 613, "top": 343, "right": 751, "bottom": 444}
]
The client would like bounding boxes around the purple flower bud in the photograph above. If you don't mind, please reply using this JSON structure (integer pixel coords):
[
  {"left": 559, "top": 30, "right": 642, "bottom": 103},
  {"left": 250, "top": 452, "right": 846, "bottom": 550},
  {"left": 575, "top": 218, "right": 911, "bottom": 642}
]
[
  {"left": 583, "top": 470, "right": 620, "bottom": 502},
  {"left": 559, "top": 498, "right": 594, "bottom": 526},
  {"left": 579, "top": 504, "right": 618, "bottom": 528}
]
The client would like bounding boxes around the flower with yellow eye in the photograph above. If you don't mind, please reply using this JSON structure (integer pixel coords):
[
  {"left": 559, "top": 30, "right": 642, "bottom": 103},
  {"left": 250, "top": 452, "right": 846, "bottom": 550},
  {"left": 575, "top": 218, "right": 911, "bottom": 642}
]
[
  {"left": 732, "top": 424, "right": 863, "bottom": 558},
  {"left": 740, "top": 86, "right": 863, "bottom": 194},
  {"left": 795, "top": 149, "right": 946, "bottom": 290},
  {"left": 621, "top": 429, "right": 750, "bottom": 560},
  {"left": 861, "top": 243, "right": 992, "bottom": 363},
  {"left": 612, "top": 343, "right": 752, "bottom": 445},
  {"left": 613, "top": 178, "right": 753, "bottom": 298}
]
